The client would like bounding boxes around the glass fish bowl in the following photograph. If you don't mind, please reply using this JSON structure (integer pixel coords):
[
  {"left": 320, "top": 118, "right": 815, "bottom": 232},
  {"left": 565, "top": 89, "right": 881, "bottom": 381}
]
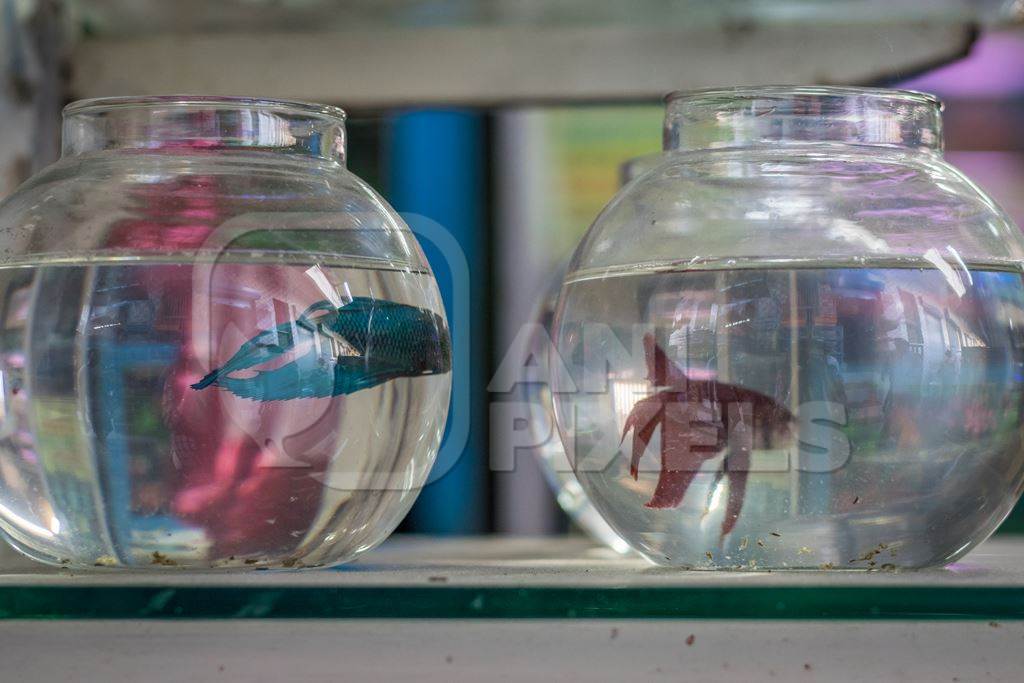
[
  {"left": 523, "top": 268, "right": 629, "bottom": 554},
  {"left": 526, "top": 154, "right": 661, "bottom": 555},
  {"left": 0, "top": 96, "right": 451, "bottom": 569},
  {"left": 552, "top": 86, "right": 1024, "bottom": 570}
]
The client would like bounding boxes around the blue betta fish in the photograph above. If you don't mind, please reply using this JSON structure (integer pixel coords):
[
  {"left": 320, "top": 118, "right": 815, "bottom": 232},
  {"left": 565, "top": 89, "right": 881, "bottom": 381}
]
[{"left": 191, "top": 297, "right": 450, "bottom": 401}]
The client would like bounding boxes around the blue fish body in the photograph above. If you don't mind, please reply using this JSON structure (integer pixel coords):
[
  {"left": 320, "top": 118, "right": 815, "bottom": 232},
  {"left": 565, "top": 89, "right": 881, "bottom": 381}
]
[{"left": 191, "top": 297, "right": 450, "bottom": 401}]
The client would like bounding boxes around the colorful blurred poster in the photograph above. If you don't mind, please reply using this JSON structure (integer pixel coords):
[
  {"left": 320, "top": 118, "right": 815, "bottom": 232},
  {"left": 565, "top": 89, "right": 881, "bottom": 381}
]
[{"left": 493, "top": 105, "right": 662, "bottom": 534}]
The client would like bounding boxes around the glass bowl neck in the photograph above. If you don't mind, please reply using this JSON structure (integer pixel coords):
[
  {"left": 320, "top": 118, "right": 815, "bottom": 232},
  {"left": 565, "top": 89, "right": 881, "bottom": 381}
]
[
  {"left": 60, "top": 96, "right": 348, "bottom": 163},
  {"left": 663, "top": 86, "right": 943, "bottom": 154}
]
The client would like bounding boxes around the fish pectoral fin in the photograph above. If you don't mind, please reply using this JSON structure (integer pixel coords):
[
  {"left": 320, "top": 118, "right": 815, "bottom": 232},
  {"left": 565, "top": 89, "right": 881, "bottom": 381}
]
[
  {"left": 297, "top": 300, "right": 340, "bottom": 330},
  {"left": 320, "top": 326, "right": 362, "bottom": 358}
]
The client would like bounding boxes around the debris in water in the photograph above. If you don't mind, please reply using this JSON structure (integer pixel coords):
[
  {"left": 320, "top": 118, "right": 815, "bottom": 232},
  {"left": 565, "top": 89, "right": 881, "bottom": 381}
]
[{"left": 150, "top": 551, "right": 176, "bottom": 566}]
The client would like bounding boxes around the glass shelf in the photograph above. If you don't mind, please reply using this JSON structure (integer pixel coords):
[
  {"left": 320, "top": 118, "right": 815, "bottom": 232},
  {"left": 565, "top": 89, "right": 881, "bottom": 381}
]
[{"left": 1, "top": 536, "right": 1024, "bottom": 620}]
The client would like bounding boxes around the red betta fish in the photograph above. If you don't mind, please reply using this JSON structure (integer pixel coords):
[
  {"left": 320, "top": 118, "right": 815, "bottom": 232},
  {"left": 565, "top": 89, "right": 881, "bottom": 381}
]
[{"left": 621, "top": 333, "right": 795, "bottom": 537}]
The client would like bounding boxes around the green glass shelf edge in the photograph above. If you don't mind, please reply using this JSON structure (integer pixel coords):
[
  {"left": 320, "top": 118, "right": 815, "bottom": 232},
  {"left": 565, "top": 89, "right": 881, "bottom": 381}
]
[{"left": 2, "top": 585, "right": 1024, "bottom": 620}]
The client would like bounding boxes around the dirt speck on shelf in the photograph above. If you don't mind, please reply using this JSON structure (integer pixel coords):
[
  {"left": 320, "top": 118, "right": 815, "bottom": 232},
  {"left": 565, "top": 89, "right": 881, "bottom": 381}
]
[{"left": 151, "top": 551, "right": 177, "bottom": 566}]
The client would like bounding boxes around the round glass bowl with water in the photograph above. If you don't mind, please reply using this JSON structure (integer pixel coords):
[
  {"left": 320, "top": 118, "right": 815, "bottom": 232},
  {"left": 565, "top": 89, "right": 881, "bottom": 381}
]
[
  {"left": 552, "top": 87, "right": 1024, "bottom": 569},
  {"left": 0, "top": 97, "right": 451, "bottom": 569}
]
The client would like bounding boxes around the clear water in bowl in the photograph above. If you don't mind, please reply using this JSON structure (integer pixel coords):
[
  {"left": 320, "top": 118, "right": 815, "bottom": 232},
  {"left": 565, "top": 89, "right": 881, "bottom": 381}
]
[
  {"left": 0, "top": 251, "right": 450, "bottom": 569},
  {"left": 554, "top": 256, "right": 1024, "bottom": 569}
]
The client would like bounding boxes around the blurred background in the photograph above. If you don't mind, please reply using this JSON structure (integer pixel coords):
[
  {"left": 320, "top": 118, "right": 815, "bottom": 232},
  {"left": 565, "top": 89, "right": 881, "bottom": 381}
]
[{"left": 1, "top": 0, "right": 1024, "bottom": 540}]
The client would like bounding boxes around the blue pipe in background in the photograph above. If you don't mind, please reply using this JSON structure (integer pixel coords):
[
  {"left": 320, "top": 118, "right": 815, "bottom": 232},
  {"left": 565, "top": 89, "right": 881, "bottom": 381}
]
[{"left": 386, "top": 109, "right": 488, "bottom": 534}]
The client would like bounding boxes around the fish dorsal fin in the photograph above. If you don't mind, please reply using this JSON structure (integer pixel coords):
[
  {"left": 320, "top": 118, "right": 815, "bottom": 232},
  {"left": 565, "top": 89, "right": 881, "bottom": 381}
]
[
  {"left": 338, "top": 297, "right": 409, "bottom": 314},
  {"left": 643, "top": 333, "right": 688, "bottom": 387},
  {"left": 336, "top": 296, "right": 374, "bottom": 313},
  {"left": 298, "top": 297, "right": 388, "bottom": 329}
]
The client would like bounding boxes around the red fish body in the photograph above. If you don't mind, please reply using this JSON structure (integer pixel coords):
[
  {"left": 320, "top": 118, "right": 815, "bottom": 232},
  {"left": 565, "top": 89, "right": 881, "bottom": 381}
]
[{"left": 621, "top": 334, "right": 794, "bottom": 536}]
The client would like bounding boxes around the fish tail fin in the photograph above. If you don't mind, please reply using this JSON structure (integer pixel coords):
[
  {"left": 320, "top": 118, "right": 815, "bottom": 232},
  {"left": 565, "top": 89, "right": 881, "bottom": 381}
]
[{"left": 190, "top": 369, "right": 221, "bottom": 391}]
